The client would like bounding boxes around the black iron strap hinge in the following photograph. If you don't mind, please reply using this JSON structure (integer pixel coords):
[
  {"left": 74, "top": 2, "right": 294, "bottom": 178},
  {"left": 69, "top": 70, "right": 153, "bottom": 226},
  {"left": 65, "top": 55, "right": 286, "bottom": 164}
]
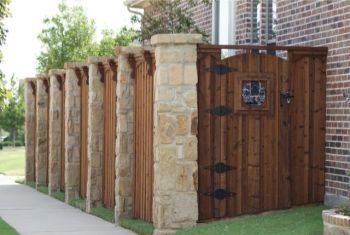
[
  {"left": 204, "top": 162, "right": 236, "bottom": 173},
  {"left": 206, "top": 105, "right": 233, "bottom": 116},
  {"left": 205, "top": 64, "right": 237, "bottom": 75},
  {"left": 203, "top": 189, "right": 236, "bottom": 200}
]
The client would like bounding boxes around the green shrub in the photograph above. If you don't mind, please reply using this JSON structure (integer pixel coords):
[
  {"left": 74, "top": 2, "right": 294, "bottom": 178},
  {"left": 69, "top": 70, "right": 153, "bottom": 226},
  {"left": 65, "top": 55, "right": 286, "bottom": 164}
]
[{"left": 0, "top": 141, "right": 24, "bottom": 147}]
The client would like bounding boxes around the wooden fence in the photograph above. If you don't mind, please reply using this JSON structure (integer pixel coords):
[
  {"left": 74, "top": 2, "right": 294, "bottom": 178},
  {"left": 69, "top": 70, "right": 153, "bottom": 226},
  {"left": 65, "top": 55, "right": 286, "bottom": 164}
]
[
  {"left": 196, "top": 44, "right": 327, "bottom": 221},
  {"left": 102, "top": 60, "right": 117, "bottom": 208},
  {"left": 132, "top": 50, "right": 155, "bottom": 223},
  {"left": 58, "top": 74, "right": 66, "bottom": 192},
  {"left": 76, "top": 67, "right": 89, "bottom": 198},
  {"left": 44, "top": 77, "right": 50, "bottom": 186}
]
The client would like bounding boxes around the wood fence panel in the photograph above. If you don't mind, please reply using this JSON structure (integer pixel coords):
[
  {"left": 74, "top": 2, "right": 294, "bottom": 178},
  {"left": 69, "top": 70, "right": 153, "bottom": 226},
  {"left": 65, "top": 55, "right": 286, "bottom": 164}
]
[
  {"left": 60, "top": 76, "right": 66, "bottom": 192},
  {"left": 80, "top": 70, "right": 89, "bottom": 198},
  {"left": 46, "top": 79, "right": 50, "bottom": 186},
  {"left": 103, "top": 63, "right": 117, "bottom": 208},
  {"left": 133, "top": 52, "right": 154, "bottom": 223}
]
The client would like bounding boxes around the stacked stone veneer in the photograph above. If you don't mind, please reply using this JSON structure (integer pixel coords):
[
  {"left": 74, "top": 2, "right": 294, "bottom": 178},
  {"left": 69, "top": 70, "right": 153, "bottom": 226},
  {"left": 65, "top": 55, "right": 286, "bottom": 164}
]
[
  {"left": 48, "top": 69, "right": 65, "bottom": 195},
  {"left": 25, "top": 34, "right": 204, "bottom": 234},
  {"left": 151, "top": 34, "right": 201, "bottom": 235},
  {"left": 35, "top": 74, "right": 49, "bottom": 187},
  {"left": 86, "top": 57, "right": 105, "bottom": 212},
  {"left": 64, "top": 62, "right": 83, "bottom": 202},
  {"left": 276, "top": 0, "right": 350, "bottom": 206},
  {"left": 115, "top": 48, "right": 135, "bottom": 222},
  {"left": 24, "top": 78, "right": 37, "bottom": 182}
]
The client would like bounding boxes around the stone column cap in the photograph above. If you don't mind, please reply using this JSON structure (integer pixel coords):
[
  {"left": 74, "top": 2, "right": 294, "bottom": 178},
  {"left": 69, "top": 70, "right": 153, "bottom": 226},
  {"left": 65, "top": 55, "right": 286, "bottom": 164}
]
[
  {"left": 64, "top": 61, "right": 88, "bottom": 69},
  {"left": 36, "top": 74, "right": 49, "bottom": 80},
  {"left": 25, "top": 77, "right": 37, "bottom": 83},
  {"left": 48, "top": 69, "right": 66, "bottom": 76},
  {"left": 87, "top": 56, "right": 117, "bottom": 65},
  {"left": 151, "top": 33, "right": 203, "bottom": 46}
]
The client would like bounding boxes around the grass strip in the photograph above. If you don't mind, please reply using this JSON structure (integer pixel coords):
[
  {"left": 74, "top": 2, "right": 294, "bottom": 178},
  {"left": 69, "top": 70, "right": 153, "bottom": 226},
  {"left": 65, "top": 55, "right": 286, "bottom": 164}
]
[
  {"left": 90, "top": 207, "right": 115, "bottom": 223},
  {"left": 176, "top": 205, "right": 327, "bottom": 235},
  {"left": 0, "top": 217, "right": 19, "bottom": 235},
  {"left": 120, "top": 218, "right": 154, "bottom": 235},
  {"left": 69, "top": 197, "right": 86, "bottom": 211},
  {"left": 52, "top": 191, "right": 65, "bottom": 202}
]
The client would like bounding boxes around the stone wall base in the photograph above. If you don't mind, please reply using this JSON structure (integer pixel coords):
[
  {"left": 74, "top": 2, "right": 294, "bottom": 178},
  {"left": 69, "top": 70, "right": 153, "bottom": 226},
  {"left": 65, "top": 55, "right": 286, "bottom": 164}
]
[
  {"left": 324, "top": 193, "right": 350, "bottom": 208},
  {"left": 323, "top": 209, "right": 350, "bottom": 235}
]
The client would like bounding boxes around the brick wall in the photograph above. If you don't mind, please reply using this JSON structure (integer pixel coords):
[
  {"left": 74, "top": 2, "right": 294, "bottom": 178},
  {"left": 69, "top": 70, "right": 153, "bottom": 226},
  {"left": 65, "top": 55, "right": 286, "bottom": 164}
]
[
  {"left": 144, "top": 1, "right": 212, "bottom": 42},
  {"left": 179, "top": 1, "right": 212, "bottom": 42},
  {"left": 277, "top": 0, "right": 350, "bottom": 203}
]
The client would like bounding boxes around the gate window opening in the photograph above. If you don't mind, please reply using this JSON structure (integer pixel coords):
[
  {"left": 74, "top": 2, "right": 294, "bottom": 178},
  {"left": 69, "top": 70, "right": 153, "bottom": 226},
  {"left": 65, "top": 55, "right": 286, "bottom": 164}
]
[{"left": 242, "top": 80, "right": 266, "bottom": 107}]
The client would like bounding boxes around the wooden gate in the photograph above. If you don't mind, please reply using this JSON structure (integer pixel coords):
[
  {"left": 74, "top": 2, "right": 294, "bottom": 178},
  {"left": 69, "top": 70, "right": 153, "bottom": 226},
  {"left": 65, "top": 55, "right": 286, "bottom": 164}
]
[
  {"left": 102, "top": 60, "right": 117, "bottom": 208},
  {"left": 197, "top": 44, "right": 326, "bottom": 221},
  {"left": 78, "top": 67, "right": 89, "bottom": 198},
  {"left": 133, "top": 50, "right": 155, "bottom": 223}
]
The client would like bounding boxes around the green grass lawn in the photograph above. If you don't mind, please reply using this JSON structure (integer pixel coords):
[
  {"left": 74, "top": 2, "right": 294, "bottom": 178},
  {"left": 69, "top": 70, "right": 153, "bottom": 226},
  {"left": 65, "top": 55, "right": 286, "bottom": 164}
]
[
  {"left": 120, "top": 218, "right": 154, "bottom": 235},
  {"left": 0, "top": 147, "right": 25, "bottom": 176},
  {"left": 176, "top": 205, "right": 326, "bottom": 235},
  {"left": 0, "top": 217, "right": 19, "bottom": 235}
]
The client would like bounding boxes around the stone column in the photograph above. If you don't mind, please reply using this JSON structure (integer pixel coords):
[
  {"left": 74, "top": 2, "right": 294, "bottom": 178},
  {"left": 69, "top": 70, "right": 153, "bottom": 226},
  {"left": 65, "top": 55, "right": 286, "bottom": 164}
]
[
  {"left": 48, "top": 69, "right": 65, "bottom": 195},
  {"left": 86, "top": 57, "right": 104, "bottom": 212},
  {"left": 151, "top": 34, "right": 202, "bottom": 235},
  {"left": 64, "top": 63, "right": 82, "bottom": 202},
  {"left": 35, "top": 75, "right": 49, "bottom": 188},
  {"left": 25, "top": 78, "right": 37, "bottom": 182},
  {"left": 115, "top": 48, "right": 135, "bottom": 223}
]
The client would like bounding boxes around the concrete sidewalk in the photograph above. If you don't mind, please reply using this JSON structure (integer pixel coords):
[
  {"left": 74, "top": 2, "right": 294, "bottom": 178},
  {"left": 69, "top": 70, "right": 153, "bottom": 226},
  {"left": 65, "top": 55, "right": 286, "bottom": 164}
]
[{"left": 0, "top": 175, "right": 135, "bottom": 235}]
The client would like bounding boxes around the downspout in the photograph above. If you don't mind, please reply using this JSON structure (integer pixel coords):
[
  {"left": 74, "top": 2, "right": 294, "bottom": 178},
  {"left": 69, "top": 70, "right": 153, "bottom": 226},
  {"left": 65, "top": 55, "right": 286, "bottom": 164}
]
[
  {"left": 211, "top": 0, "right": 220, "bottom": 44},
  {"left": 127, "top": 6, "right": 143, "bottom": 17}
]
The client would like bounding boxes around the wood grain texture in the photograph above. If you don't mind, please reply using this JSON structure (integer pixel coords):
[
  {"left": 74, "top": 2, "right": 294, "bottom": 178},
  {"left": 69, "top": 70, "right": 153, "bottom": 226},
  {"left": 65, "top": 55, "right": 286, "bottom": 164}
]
[
  {"left": 80, "top": 76, "right": 89, "bottom": 198},
  {"left": 103, "top": 67, "right": 117, "bottom": 208},
  {"left": 197, "top": 45, "right": 326, "bottom": 221},
  {"left": 133, "top": 54, "right": 155, "bottom": 223},
  {"left": 60, "top": 78, "right": 66, "bottom": 192}
]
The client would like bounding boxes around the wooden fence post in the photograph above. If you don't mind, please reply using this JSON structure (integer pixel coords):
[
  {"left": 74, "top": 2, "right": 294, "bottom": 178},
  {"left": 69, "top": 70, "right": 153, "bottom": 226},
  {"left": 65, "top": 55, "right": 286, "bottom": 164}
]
[
  {"left": 25, "top": 78, "right": 37, "bottom": 183},
  {"left": 151, "top": 34, "right": 202, "bottom": 234}
]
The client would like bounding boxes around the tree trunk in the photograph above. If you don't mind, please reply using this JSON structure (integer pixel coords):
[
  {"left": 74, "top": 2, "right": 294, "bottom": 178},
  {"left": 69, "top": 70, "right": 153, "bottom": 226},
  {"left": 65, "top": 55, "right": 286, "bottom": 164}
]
[{"left": 12, "top": 129, "right": 16, "bottom": 147}]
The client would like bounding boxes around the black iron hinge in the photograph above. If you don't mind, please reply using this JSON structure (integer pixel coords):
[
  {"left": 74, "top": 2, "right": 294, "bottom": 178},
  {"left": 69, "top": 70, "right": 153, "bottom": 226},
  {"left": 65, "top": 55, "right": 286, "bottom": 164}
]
[
  {"left": 206, "top": 105, "right": 233, "bottom": 116},
  {"left": 204, "top": 162, "right": 236, "bottom": 173},
  {"left": 205, "top": 64, "right": 237, "bottom": 75},
  {"left": 203, "top": 189, "right": 236, "bottom": 200}
]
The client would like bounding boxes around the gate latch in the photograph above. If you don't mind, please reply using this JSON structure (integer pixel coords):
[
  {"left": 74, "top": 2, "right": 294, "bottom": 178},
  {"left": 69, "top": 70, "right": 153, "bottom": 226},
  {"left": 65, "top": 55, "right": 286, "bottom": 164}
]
[{"left": 280, "top": 91, "right": 294, "bottom": 107}]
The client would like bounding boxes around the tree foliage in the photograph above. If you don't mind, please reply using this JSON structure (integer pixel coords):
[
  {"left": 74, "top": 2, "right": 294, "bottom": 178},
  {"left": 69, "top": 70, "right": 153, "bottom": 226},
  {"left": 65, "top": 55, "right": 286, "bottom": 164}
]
[
  {"left": 0, "top": 0, "right": 11, "bottom": 109},
  {"left": 37, "top": 1, "right": 138, "bottom": 72},
  {"left": 37, "top": 2, "right": 97, "bottom": 73},
  {"left": 0, "top": 76, "right": 24, "bottom": 143},
  {"left": 96, "top": 27, "right": 138, "bottom": 56},
  {"left": 0, "top": 0, "right": 11, "bottom": 47},
  {"left": 131, "top": 0, "right": 208, "bottom": 43}
]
